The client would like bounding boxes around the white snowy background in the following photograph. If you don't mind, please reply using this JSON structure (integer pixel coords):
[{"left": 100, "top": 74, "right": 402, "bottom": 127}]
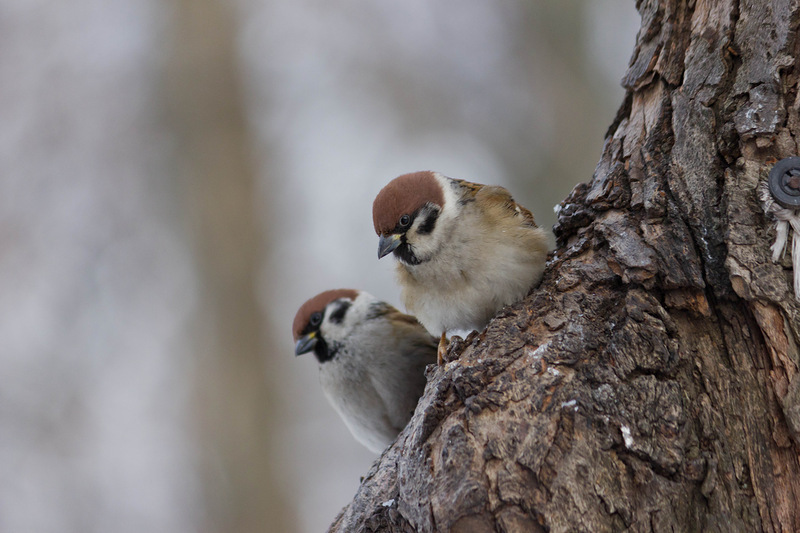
[{"left": 0, "top": 1, "right": 638, "bottom": 532}]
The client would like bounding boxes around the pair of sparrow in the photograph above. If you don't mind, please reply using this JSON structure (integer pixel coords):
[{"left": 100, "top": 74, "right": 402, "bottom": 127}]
[{"left": 292, "top": 171, "right": 549, "bottom": 452}]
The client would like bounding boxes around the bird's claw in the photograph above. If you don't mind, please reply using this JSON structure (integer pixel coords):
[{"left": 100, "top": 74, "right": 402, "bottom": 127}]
[{"left": 437, "top": 332, "right": 449, "bottom": 365}]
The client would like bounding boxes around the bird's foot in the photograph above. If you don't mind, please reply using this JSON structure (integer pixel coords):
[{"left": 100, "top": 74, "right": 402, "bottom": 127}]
[{"left": 437, "top": 332, "right": 449, "bottom": 365}]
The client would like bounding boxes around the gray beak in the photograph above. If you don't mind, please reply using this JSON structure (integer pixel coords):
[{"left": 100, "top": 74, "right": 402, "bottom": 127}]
[
  {"left": 378, "top": 234, "right": 402, "bottom": 259},
  {"left": 295, "top": 332, "right": 318, "bottom": 356}
]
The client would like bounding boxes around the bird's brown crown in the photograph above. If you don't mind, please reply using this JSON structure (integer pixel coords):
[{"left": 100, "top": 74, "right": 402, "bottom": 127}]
[
  {"left": 292, "top": 289, "right": 359, "bottom": 340},
  {"left": 372, "top": 171, "right": 445, "bottom": 235}
]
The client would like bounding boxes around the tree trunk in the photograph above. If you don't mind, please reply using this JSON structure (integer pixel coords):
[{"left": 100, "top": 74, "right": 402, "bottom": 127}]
[
  {"left": 329, "top": 1, "right": 800, "bottom": 532},
  {"left": 164, "top": 1, "right": 296, "bottom": 531}
]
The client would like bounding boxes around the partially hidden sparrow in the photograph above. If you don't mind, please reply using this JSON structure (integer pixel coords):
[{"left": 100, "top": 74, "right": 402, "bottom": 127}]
[
  {"left": 372, "top": 171, "right": 549, "bottom": 362},
  {"left": 293, "top": 289, "right": 437, "bottom": 453}
]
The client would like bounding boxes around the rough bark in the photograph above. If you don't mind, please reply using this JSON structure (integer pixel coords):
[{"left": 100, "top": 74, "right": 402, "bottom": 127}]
[{"left": 330, "top": 1, "right": 800, "bottom": 532}]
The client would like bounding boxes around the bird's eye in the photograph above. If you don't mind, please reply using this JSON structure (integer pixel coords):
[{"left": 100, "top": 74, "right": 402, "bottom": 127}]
[
  {"left": 399, "top": 214, "right": 411, "bottom": 227},
  {"left": 309, "top": 312, "right": 322, "bottom": 327}
]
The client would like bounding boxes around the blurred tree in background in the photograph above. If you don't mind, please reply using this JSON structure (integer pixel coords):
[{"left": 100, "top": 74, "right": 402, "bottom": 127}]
[{"left": 164, "top": 0, "right": 294, "bottom": 531}]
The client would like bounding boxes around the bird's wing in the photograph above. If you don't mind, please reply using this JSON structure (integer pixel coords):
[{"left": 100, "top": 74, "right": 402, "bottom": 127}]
[
  {"left": 475, "top": 184, "right": 538, "bottom": 227},
  {"left": 366, "top": 370, "right": 408, "bottom": 434},
  {"left": 367, "top": 317, "right": 436, "bottom": 431}
]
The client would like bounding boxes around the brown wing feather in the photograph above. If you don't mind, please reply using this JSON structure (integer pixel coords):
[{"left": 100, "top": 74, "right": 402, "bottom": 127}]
[
  {"left": 452, "top": 178, "right": 484, "bottom": 197},
  {"left": 474, "top": 184, "right": 538, "bottom": 227},
  {"left": 380, "top": 306, "right": 425, "bottom": 328}
]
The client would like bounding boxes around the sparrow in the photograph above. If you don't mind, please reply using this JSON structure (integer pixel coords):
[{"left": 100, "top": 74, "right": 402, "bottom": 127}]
[
  {"left": 292, "top": 289, "right": 437, "bottom": 453},
  {"left": 372, "top": 171, "right": 549, "bottom": 362}
]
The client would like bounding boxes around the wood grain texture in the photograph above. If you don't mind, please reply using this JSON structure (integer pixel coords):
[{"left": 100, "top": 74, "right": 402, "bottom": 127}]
[{"left": 329, "top": 1, "right": 800, "bottom": 531}]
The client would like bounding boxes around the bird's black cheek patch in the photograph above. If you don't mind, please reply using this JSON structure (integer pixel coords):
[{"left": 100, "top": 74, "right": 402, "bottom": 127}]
[
  {"left": 416, "top": 210, "right": 439, "bottom": 235},
  {"left": 329, "top": 300, "right": 351, "bottom": 324}
]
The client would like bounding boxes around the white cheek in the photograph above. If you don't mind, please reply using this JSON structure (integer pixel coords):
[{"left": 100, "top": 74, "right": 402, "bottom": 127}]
[
  {"left": 320, "top": 293, "right": 377, "bottom": 342},
  {"left": 407, "top": 209, "right": 457, "bottom": 261},
  {"left": 407, "top": 230, "right": 441, "bottom": 261}
]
